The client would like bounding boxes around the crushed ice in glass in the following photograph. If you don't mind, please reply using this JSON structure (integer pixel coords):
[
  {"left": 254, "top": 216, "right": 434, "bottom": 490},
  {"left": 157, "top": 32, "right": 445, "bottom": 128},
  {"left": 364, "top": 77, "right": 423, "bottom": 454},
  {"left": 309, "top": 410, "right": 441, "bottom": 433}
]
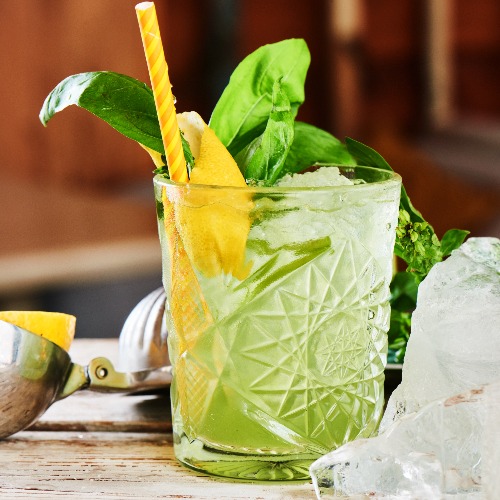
[{"left": 275, "top": 166, "right": 354, "bottom": 187}]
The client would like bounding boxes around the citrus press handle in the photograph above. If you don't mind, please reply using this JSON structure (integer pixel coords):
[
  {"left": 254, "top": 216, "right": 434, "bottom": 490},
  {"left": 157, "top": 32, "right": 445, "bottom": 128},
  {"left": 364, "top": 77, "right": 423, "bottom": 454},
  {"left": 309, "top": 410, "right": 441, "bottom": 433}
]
[
  {"left": 87, "top": 357, "right": 171, "bottom": 393},
  {"left": 57, "top": 357, "right": 171, "bottom": 401}
]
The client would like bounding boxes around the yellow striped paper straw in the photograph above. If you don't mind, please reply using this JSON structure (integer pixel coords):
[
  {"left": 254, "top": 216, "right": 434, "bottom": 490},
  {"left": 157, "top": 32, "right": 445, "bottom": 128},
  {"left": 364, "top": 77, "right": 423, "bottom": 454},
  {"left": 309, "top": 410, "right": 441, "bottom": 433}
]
[{"left": 136, "top": 2, "right": 188, "bottom": 182}]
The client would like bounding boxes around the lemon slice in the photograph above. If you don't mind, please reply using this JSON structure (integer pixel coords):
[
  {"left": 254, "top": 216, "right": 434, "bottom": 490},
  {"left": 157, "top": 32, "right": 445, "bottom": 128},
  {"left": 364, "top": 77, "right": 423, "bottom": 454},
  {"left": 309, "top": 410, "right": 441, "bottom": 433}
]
[
  {"left": 161, "top": 112, "right": 253, "bottom": 429},
  {"left": 161, "top": 192, "right": 213, "bottom": 350},
  {"left": 0, "top": 311, "right": 76, "bottom": 352},
  {"left": 140, "top": 143, "right": 165, "bottom": 168},
  {"left": 175, "top": 111, "right": 253, "bottom": 280}
]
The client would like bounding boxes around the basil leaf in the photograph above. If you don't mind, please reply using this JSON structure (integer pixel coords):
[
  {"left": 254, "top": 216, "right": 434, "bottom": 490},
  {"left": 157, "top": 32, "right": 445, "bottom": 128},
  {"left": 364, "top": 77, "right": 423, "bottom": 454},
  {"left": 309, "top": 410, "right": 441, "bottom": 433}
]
[
  {"left": 389, "top": 273, "right": 415, "bottom": 364},
  {"left": 209, "top": 39, "right": 310, "bottom": 156},
  {"left": 388, "top": 309, "right": 411, "bottom": 363},
  {"left": 238, "top": 78, "right": 295, "bottom": 184},
  {"left": 344, "top": 137, "right": 392, "bottom": 170},
  {"left": 180, "top": 131, "right": 195, "bottom": 176},
  {"left": 234, "top": 136, "right": 261, "bottom": 176},
  {"left": 280, "top": 121, "right": 355, "bottom": 177},
  {"left": 153, "top": 165, "right": 170, "bottom": 178},
  {"left": 345, "top": 137, "right": 425, "bottom": 224},
  {"left": 40, "top": 71, "right": 164, "bottom": 154},
  {"left": 440, "top": 228, "right": 470, "bottom": 257},
  {"left": 390, "top": 271, "right": 418, "bottom": 311}
]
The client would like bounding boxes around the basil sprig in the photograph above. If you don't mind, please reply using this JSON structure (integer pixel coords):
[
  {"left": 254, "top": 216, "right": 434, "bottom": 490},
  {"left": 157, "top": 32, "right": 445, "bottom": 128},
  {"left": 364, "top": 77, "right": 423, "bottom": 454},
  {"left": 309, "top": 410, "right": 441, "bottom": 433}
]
[
  {"left": 209, "top": 38, "right": 310, "bottom": 158},
  {"left": 39, "top": 71, "right": 194, "bottom": 176},
  {"left": 234, "top": 78, "right": 295, "bottom": 185},
  {"left": 40, "top": 39, "right": 470, "bottom": 362},
  {"left": 40, "top": 72, "right": 163, "bottom": 152},
  {"left": 211, "top": 38, "right": 356, "bottom": 184}
]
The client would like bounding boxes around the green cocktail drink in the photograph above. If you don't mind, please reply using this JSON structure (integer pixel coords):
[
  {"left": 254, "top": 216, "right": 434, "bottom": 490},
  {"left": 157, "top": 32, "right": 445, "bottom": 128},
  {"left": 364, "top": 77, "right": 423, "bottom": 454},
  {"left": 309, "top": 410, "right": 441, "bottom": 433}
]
[
  {"left": 155, "top": 165, "right": 401, "bottom": 480},
  {"left": 38, "top": 8, "right": 468, "bottom": 482}
]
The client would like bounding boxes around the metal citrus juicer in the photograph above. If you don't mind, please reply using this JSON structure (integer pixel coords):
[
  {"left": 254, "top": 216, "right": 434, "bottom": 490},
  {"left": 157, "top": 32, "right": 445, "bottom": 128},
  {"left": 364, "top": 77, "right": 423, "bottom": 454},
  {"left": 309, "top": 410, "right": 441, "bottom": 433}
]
[{"left": 0, "top": 288, "right": 170, "bottom": 439}]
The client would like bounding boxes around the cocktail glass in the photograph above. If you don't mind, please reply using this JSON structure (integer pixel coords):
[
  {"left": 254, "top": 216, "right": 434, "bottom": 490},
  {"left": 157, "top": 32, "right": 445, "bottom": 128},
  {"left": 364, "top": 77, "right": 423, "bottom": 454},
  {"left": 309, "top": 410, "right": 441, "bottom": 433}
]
[{"left": 154, "top": 165, "right": 401, "bottom": 480}]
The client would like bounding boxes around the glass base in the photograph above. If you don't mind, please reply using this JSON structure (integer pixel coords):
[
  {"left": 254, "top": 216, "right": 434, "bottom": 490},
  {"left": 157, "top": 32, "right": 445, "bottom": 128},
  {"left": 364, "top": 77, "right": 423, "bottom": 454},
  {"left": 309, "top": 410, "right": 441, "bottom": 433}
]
[{"left": 174, "top": 434, "right": 319, "bottom": 481}]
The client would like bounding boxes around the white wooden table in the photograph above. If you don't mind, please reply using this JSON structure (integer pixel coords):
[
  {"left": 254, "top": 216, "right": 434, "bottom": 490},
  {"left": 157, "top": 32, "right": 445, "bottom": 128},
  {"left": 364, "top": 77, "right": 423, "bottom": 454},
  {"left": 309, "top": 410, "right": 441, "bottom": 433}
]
[{"left": 0, "top": 339, "right": 316, "bottom": 499}]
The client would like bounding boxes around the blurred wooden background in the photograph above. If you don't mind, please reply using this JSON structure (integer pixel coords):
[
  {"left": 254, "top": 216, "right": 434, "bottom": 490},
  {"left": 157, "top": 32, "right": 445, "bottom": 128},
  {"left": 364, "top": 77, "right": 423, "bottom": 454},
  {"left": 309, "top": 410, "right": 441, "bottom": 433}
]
[{"left": 1, "top": 0, "right": 499, "bottom": 336}]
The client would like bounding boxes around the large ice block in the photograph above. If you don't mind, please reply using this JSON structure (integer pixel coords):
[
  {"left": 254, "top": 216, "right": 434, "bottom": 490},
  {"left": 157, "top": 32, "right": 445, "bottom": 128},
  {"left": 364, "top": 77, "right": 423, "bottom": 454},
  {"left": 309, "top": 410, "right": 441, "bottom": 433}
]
[
  {"left": 383, "top": 237, "right": 500, "bottom": 426},
  {"left": 311, "top": 382, "right": 499, "bottom": 498},
  {"left": 310, "top": 237, "right": 500, "bottom": 498}
]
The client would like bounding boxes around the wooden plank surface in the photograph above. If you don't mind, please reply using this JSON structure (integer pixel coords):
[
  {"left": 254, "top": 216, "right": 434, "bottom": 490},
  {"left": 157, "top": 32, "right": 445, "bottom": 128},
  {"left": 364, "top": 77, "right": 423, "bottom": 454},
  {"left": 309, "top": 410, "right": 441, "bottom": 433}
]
[
  {"left": 0, "top": 431, "right": 315, "bottom": 499},
  {"left": 33, "top": 392, "right": 171, "bottom": 434},
  {"left": 0, "top": 339, "right": 317, "bottom": 499}
]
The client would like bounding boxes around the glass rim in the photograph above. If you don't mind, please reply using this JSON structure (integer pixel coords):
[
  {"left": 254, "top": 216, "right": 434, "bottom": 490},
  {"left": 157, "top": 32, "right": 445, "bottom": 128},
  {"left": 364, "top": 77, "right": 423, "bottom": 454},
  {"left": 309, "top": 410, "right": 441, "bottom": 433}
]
[{"left": 154, "top": 164, "right": 402, "bottom": 193}]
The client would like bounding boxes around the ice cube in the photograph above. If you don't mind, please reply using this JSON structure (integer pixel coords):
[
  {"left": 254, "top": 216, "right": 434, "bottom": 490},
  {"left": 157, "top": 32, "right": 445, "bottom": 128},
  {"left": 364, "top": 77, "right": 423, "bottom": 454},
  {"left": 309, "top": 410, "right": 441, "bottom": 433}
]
[
  {"left": 275, "top": 166, "right": 354, "bottom": 187},
  {"left": 310, "top": 382, "right": 499, "bottom": 498},
  {"left": 382, "top": 237, "right": 500, "bottom": 426},
  {"left": 483, "top": 382, "right": 500, "bottom": 499},
  {"left": 309, "top": 237, "right": 500, "bottom": 498}
]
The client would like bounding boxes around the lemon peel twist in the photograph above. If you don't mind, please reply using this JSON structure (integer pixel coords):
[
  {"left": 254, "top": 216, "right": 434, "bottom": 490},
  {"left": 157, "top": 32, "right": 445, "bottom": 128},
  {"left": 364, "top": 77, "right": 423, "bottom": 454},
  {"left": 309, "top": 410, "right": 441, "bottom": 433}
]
[{"left": 174, "top": 112, "right": 253, "bottom": 280}]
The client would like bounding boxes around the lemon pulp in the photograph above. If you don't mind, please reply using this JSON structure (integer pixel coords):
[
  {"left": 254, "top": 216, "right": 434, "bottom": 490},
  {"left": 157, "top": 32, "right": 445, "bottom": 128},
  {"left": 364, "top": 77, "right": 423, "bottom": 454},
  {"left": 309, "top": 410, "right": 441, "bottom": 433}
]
[{"left": 0, "top": 311, "right": 76, "bottom": 352}]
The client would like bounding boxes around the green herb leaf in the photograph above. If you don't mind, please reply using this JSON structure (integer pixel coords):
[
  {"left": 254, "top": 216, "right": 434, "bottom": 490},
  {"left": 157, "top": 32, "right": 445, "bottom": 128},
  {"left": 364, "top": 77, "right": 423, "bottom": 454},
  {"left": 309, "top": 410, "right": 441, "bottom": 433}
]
[
  {"left": 238, "top": 238, "right": 330, "bottom": 301},
  {"left": 388, "top": 309, "right": 412, "bottom": 363},
  {"left": 279, "top": 122, "right": 355, "bottom": 177},
  {"left": 395, "top": 209, "right": 442, "bottom": 283},
  {"left": 155, "top": 198, "right": 165, "bottom": 221},
  {"left": 345, "top": 137, "right": 424, "bottom": 224},
  {"left": 209, "top": 39, "right": 310, "bottom": 156},
  {"left": 40, "top": 71, "right": 164, "bottom": 154},
  {"left": 389, "top": 271, "right": 418, "bottom": 363},
  {"left": 153, "top": 165, "right": 170, "bottom": 178},
  {"left": 180, "top": 131, "right": 195, "bottom": 177},
  {"left": 390, "top": 271, "right": 418, "bottom": 311},
  {"left": 236, "top": 78, "right": 295, "bottom": 184},
  {"left": 440, "top": 228, "right": 470, "bottom": 257}
]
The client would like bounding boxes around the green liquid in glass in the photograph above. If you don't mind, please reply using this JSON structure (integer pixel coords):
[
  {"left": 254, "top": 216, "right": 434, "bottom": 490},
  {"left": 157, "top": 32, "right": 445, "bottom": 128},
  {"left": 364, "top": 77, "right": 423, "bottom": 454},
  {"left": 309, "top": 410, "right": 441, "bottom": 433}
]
[{"left": 156, "top": 167, "right": 401, "bottom": 480}]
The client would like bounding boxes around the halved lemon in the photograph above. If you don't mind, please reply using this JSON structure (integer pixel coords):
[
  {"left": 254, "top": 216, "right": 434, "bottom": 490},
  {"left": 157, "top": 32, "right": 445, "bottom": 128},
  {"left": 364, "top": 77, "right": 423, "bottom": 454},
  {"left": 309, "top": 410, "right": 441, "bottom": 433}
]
[{"left": 0, "top": 311, "right": 76, "bottom": 352}]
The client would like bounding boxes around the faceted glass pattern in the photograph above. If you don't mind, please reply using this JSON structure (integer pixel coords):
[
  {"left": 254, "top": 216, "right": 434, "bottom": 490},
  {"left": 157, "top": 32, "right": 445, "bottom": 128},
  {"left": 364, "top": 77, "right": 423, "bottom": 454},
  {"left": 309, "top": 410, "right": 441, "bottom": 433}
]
[{"left": 154, "top": 166, "right": 401, "bottom": 480}]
